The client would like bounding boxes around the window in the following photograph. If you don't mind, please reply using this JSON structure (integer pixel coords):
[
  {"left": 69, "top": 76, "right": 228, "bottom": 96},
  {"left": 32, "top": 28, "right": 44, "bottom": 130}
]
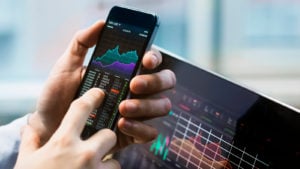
[
  {"left": 186, "top": 0, "right": 300, "bottom": 109},
  {"left": 0, "top": 0, "right": 299, "bottom": 125}
]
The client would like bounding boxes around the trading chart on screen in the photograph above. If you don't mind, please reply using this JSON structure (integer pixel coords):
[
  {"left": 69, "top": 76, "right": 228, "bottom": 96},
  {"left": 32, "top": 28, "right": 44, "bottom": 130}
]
[{"left": 113, "top": 49, "right": 300, "bottom": 169}]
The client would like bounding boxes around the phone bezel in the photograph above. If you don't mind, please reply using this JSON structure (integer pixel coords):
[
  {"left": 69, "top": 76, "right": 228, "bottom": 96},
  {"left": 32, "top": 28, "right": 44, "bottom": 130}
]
[{"left": 78, "top": 6, "right": 159, "bottom": 138}]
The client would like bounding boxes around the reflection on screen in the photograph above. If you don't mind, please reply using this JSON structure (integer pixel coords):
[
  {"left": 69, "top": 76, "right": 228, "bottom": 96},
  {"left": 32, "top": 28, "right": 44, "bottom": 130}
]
[{"left": 113, "top": 50, "right": 300, "bottom": 169}]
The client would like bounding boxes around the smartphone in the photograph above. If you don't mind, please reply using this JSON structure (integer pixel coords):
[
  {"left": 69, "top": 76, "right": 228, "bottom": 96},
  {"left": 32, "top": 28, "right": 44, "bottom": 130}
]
[{"left": 76, "top": 6, "right": 159, "bottom": 139}]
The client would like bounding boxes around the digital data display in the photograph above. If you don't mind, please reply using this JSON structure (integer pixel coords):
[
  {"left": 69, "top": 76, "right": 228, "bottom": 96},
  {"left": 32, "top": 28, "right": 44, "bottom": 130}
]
[
  {"left": 78, "top": 19, "right": 150, "bottom": 132},
  {"left": 113, "top": 49, "right": 300, "bottom": 169}
]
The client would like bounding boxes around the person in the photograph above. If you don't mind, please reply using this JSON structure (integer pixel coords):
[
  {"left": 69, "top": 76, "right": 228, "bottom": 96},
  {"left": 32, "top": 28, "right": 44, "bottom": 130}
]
[{"left": 0, "top": 20, "right": 176, "bottom": 169}]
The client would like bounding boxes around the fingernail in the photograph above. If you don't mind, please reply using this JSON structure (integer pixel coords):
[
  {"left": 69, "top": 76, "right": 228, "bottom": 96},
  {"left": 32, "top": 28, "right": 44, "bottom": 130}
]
[
  {"left": 164, "top": 98, "right": 172, "bottom": 111},
  {"left": 151, "top": 53, "right": 159, "bottom": 67}
]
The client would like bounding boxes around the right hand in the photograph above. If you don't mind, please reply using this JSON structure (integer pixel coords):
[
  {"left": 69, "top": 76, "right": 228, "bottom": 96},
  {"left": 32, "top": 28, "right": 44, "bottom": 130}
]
[{"left": 14, "top": 88, "right": 120, "bottom": 169}]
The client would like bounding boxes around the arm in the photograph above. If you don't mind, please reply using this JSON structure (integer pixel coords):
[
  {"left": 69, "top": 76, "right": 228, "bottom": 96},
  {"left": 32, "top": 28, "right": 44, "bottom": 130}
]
[{"left": 0, "top": 115, "right": 29, "bottom": 169}]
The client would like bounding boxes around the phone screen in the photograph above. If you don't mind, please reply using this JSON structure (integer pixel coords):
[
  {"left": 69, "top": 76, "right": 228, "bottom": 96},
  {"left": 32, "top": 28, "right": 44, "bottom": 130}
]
[{"left": 77, "top": 6, "right": 158, "bottom": 139}]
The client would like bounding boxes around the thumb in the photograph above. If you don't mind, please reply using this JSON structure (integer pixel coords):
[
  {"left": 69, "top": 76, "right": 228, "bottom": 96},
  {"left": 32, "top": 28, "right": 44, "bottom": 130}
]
[{"left": 18, "top": 125, "right": 40, "bottom": 157}]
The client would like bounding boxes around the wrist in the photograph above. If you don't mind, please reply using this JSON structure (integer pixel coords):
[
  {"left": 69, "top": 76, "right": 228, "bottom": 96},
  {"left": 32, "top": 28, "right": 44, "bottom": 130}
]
[{"left": 27, "top": 112, "right": 49, "bottom": 145}]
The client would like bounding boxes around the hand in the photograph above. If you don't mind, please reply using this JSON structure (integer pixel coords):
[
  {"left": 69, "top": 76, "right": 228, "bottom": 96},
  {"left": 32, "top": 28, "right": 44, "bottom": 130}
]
[
  {"left": 28, "top": 20, "right": 176, "bottom": 149},
  {"left": 28, "top": 21, "right": 107, "bottom": 144},
  {"left": 116, "top": 54, "right": 176, "bottom": 149},
  {"left": 15, "top": 88, "right": 120, "bottom": 169}
]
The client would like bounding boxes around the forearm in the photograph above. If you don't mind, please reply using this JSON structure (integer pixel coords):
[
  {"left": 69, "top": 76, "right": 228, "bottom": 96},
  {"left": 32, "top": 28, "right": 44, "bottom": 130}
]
[{"left": 0, "top": 114, "right": 29, "bottom": 169}]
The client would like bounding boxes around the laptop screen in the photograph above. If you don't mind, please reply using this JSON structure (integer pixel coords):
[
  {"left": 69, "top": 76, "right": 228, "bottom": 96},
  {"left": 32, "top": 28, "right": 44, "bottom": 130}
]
[{"left": 113, "top": 48, "right": 300, "bottom": 169}]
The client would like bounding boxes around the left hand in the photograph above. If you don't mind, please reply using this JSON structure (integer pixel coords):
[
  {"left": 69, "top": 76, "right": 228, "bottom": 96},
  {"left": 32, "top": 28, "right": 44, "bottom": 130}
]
[
  {"left": 28, "top": 20, "right": 176, "bottom": 149},
  {"left": 116, "top": 58, "right": 175, "bottom": 149}
]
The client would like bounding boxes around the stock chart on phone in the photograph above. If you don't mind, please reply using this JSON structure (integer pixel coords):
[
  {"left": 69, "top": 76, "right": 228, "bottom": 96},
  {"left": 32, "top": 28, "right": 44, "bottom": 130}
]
[{"left": 78, "top": 19, "right": 149, "bottom": 132}]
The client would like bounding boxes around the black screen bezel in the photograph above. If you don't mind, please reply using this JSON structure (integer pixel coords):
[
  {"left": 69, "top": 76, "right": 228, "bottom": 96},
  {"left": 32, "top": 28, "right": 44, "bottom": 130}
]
[
  {"left": 142, "top": 49, "right": 300, "bottom": 168},
  {"left": 90, "top": 5, "right": 159, "bottom": 81},
  {"left": 77, "top": 6, "right": 159, "bottom": 138}
]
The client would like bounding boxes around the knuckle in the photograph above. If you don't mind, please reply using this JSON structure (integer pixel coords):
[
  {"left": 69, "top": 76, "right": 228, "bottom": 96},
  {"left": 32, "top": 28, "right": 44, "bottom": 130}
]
[
  {"left": 80, "top": 148, "right": 98, "bottom": 162},
  {"left": 51, "top": 135, "right": 73, "bottom": 148},
  {"left": 74, "top": 30, "right": 84, "bottom": 38}
]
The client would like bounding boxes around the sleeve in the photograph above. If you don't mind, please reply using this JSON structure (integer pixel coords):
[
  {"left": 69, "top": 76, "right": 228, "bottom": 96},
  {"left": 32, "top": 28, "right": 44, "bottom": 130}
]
[{"left": 0, "top": 114, "right": 29, "bottom": 169}]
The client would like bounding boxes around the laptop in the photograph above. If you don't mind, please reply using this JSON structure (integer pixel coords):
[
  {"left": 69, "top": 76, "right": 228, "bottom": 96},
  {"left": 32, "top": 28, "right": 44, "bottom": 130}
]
[{"left": 113, "top": 46, "right": 300, "bottom": 169}]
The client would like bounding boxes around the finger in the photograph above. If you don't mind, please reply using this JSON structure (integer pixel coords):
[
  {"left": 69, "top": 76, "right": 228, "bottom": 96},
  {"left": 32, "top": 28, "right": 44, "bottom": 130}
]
[
  {"left": 130, "top": 69, "right": 176, "bottom": 94},
  {"left": 99, "top": 159, "right": 121, "bottom": 169},
  {"left": 18, "top": 125, "right": 40, "bottom": 157},
  {"left": 85, "top": 129, "right": 117, "bottom": 158},
  {"left": 48, "top": 21, "right": 105, "bottom": 80},
  {"left": 68, "top": 20, "right": 105, "bottom": 58},
  {"left": 55, "top": 21, "right": 105, "bottom": 72},
  {"left": 118, "top": 118, "right": 158, "bottom": 143},
  {"left": 57, "top": 88, "right": 105, "bottom": 136},
  {"left": 142, "top": 47, "right": 162, "bottom": 69},
  {"left": 119, "top": 97, "right": 171, "bottom": 119}
]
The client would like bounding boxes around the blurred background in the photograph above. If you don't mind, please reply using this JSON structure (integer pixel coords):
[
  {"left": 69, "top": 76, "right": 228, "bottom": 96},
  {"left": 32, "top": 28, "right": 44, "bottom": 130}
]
[{"left": 1, "top": 0, "right": 300, "bottom": 125}]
